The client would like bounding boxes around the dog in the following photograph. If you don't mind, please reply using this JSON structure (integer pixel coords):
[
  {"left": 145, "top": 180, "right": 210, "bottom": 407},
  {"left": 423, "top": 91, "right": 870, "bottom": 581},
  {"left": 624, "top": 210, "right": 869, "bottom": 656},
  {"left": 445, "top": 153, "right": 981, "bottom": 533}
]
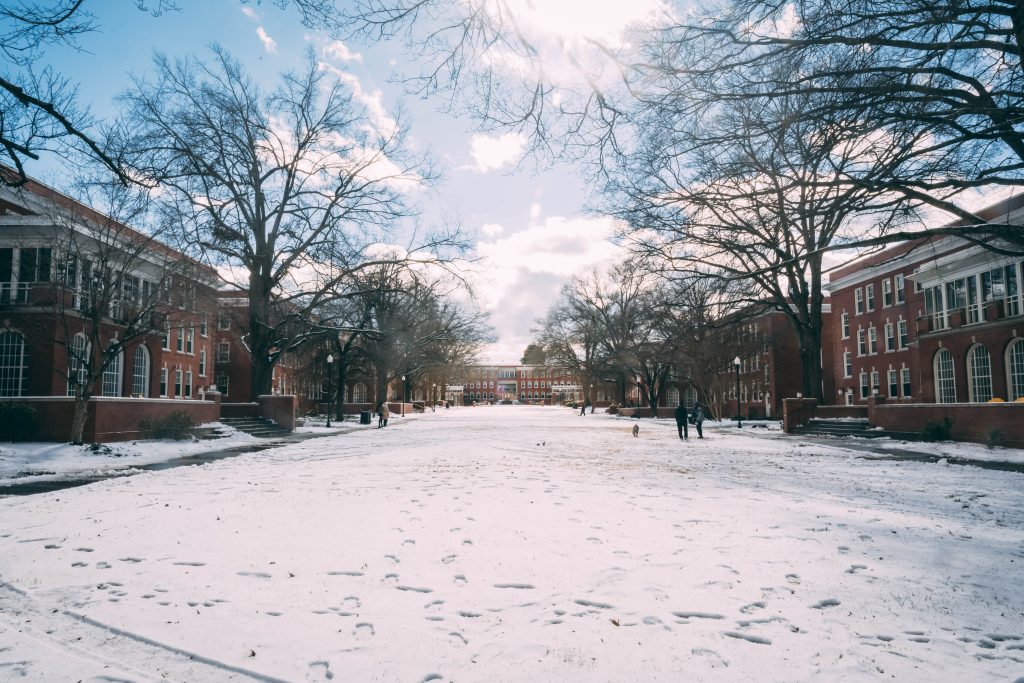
[{"left": 631, "top": 424, "right": 639, "bottom": 438}]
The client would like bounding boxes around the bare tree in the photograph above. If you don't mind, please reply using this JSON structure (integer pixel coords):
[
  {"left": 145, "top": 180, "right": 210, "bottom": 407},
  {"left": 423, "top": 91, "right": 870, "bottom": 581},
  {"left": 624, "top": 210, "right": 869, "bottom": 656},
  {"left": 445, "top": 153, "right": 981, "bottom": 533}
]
[
  {"left": 120, "top": 48, "right": 465, "bottom": 399},
  {"left": 609, "top": 80, "right": 949, "bottom": 400}
]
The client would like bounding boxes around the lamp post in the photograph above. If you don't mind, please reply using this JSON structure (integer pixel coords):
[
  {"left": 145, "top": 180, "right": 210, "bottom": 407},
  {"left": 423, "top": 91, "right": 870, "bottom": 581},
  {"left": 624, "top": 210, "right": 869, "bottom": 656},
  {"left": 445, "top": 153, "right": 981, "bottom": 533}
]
[
  {"left": 431, "top": 383, "right": 436, "bottom": 411},
  {"left": 401, "top": 374, "right": 406, "bottom": 417},
  {"left": 733, "top": 356, "right": 742, "bottom": 428},
  {"left": 589, "top": 383, "right": 594, "bottom": 414},
  {"left": 326, "top": 353, "right": 334, "bottom": 428}
]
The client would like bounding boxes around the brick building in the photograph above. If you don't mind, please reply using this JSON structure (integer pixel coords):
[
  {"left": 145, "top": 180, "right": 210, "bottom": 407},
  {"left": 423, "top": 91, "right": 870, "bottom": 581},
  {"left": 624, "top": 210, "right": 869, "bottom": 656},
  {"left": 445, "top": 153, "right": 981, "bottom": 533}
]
[
  {"left": 1, "top": 175, "right": 220, "bottom": 404},
  {"left": 827, "top": 195, "right": 1024, "bottom": 406},
  {"left": 458, "top": 365, "right": 584, "bottom": 405}
]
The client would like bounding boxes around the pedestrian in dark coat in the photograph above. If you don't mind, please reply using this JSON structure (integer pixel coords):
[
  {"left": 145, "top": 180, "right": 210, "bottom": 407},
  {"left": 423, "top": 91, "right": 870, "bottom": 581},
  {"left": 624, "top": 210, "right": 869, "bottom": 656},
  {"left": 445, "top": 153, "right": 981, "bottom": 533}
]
[
  {"left": 675, "top": 403, "right": 689, "bottom": 439},
  {"left": 579, "top": 401, "right": 587, "bottom": 416},
  {"left": 693, "top": 403, "right": 705, "bottom": 438}
]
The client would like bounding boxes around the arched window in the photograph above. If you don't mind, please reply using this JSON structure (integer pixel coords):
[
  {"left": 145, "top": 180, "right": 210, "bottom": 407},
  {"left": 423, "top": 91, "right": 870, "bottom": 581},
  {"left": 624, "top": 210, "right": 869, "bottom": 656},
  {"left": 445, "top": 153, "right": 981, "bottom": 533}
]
[
  {"left": 683, "top": 387, "right": 698, "bottom": 409},
  {"left": 665, "top": 387, "right": 680, "bottom": 407},
  {"left": 102, "top": 348, "right": 123, "bottom": 397},
  {"left": 132, "top": 345, "right": 150, "bottom": 397},
  {"left": 0, "top": 330, "right": 27, "bottom": 397},
  {"left": 966, "top": 345, "right": 992, "bottom": 403},
  {"left": 934, "top": 348, "right": 956, "bottom": 403},
  {"left": 352, "top": 382, "right": 367, "bottom": 403},
  {"left": 1008, "top": 339, "right": 1024, "bottom": 401},
  {"left": 67, "top": 333, "right": 89, "bottom": 396}
]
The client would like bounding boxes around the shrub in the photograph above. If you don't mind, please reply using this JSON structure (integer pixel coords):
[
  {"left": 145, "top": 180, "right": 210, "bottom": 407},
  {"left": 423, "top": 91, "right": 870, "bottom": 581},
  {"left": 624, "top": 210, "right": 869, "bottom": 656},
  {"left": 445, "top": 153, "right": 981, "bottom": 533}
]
[
  {"left": 922, "top": 417, "right": 953, "bottom": 442},
  {"left": 0, "top": 402, "right": 38, "bottom": 440},
  {"left": 139, "top": 411, "right": 195, "bottom": 440},
  {"left": 987, "top": 428, "right": 1004, "bottom": 449}
]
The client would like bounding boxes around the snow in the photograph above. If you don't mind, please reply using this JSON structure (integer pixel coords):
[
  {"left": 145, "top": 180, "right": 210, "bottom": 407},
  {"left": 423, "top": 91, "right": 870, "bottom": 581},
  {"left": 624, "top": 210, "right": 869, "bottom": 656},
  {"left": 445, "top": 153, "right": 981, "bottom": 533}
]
[
  {"left": 0, "top": 423, "right": 259, "bottom": 488},
  {"left": 1, "top": 406, "right": 1023, "bottom": 681}
]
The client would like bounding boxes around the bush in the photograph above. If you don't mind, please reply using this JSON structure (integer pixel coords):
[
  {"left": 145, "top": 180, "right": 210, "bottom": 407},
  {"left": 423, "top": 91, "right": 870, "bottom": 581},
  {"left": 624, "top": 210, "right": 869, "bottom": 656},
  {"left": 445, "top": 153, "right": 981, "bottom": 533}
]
[
  {"left": 139, "top": 411, "right": 195, "bottom": 440},
  {"left": 922, "top": 417, "right": 953, "bottom": 442},
  {"left": 987, "top": 428, "right": 1004, "bottom": 449},
  {"left": 0, "top": 402, "right": 38, "bottom": 440}
]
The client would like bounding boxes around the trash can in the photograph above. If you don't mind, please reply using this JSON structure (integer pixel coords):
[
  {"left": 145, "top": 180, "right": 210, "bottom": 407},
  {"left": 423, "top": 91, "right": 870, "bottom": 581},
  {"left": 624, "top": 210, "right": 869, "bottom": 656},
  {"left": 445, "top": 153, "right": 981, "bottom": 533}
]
[{"left": 360, "top": 410, "right": 371, "bottom": 425}]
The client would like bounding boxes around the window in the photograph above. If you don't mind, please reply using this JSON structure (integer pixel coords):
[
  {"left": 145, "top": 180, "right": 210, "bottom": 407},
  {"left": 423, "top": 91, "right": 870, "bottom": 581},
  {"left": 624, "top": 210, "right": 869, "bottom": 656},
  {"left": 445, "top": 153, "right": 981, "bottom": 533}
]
[
  {"left": 866, "top": 284, "right": 875, "bottom": 312},
  {"left": 3, "top": 247, "right": 53, "bottom": 304},
  {"left": 218, "top": 312, "right": 231, "bottom": 330},
  {"left": 176, "top": 327, "right": 184, "bottom": 352},
  {"left": 857, "top": 329, "right": 866, "bottom": 356},
  {"left": 215, "top": 373, "right": 229, "bottom": 397},
  {"left": 666, "top": 387, "right": 680, "bottom": 407},
  {"left": 967, "top": 345, "right": 992, "bottom": 403},
  {"left": 67, "top": 333, "right": 89, "bottom": 396},
  {"left": 868, "top": 327, "right": 878, "bottom": 354},
  {"left": 888, "top": 369, "right": 898, "bottom": 398},
  {"left": 0, "top": 330, "right": 27, "bottom": 397},
  {"left": 898, "top": 319, "right": 908, "bottom": 349},
  {"left": 884, "top": 322, "right": 895, "bottom": 352},
  {"left": 882, "top": 279, "right": 893, "bottom": 307},
  {"left": 175, "top": 369, "right": 182, "bottom": 398},
  {"left": 924, "top": 285, "right": 948, "bottom": 330},
  {"left": 870, "top": 370, "right": 879, "bottom": 394},
  {"left": 841, "top": 312, "right": 849, "bottom": 339},
  {"left": 352, "top": 382, "right": 367, "bottom": 403},
  {"left": 161, "top": 322, "right": 170, "bottom": 350},
  {"left": 895, "top": 274, "right": 905, "bottom": 304},
  {"left": 683, "top": 387, "right": 697, "bottom": 408},
  {"left": 160, "top": 367, "right": 168, "bottom": 397},
  {"left": 200, "top": 313, "right": 209, "bottom": 337},
  {"left": 185, "top": 370, "right": 193, "bottom": 399},
  {"left": 934, "top": 348, "right": 956, "bottom": 403},
  {"left": 901, "top": 367, "right": 912, "bottom": 398},
  {"left": 859, "top": 371, "right": 869, "bottom": 399},
  {"left": 102, "top": 349, "right": 122, "bottom": 397},
  {"left": 186, "top": 328, "right": 194, "bottom": 354},
  {"left": 855, "top": 288, "right": 864, "bottom": 315},
  {"left": 843, "top": 351, "right": 852, "bottom": 378},
  {"left": 1008, "top": 339, "right": 1024, "bottom": 400},
  {"left": 132, "top": 346, "right": 150, "bottom": 397},
  {"left": 217, "top": 342, "right": 230, "bottom": 363},
  {"left": 199, "top": 348, "right": 207, "bottom": 376}
]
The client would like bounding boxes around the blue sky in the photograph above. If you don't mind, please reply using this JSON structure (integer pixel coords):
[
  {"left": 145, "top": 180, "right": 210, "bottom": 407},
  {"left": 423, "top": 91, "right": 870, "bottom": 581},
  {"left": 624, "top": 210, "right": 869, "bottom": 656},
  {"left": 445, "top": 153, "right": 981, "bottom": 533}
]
[{"left": 27, "top": 1, "right": 644, "bottom": 363}]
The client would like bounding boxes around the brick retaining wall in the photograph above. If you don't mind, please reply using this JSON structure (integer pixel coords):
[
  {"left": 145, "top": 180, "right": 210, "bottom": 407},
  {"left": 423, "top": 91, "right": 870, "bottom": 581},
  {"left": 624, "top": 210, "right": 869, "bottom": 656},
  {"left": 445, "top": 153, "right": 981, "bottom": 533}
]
[{"left": 868, "top": 399, "right": 1024, "bottom": 448}]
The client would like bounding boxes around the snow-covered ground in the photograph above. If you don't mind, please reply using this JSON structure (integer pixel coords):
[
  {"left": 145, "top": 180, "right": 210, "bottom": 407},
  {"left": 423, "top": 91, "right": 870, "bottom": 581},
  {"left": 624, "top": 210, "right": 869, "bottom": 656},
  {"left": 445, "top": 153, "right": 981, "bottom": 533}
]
[{"left": 1, "top": 406, "right": 1022, "bottom": 682}]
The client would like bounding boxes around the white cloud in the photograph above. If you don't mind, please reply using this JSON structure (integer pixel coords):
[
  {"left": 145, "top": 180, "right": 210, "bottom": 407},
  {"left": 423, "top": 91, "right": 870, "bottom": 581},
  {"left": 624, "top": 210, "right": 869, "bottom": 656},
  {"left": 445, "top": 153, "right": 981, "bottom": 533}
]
[
  {"left": 529, "top": 202, "right": 541, "bottom": 220},
  {"left": 318, "top": 62, "right": 396, "bottom": 134},
  {"left": 256, "top": 26, "right": 277, "bottom": 54},
  {"left": 323, "top": 40, "right": 363, "bottom": 63},
  {"left": 466, "top": 132, "right": 526, "bottom": 173},
  {"left": 480, "top": 223, "right": 505, "bottom": 237},
  {"left": 240, "top": 6, "right": 258, "bottom": 21}
]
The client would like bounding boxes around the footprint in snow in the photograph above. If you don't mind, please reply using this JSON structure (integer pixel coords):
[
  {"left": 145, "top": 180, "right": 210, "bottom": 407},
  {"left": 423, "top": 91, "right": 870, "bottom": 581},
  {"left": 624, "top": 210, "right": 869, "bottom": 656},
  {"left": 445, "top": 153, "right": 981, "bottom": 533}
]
[
  {"left": 811, "top": 598, "right": 841, "bottom": 609},
  {"left": 353, "top": 623, "right": 375, "bottom": 639},
  {"left": 739, "top": 601, "right": 766, "bottom": 614},
  {"left": 845, "top": 564, "right": 868, "bottom": 574},
  {"left": 785, "top": 573, "right": 801, "bottom": 584},
  {"left": 448, "top": 632, "right": 467, "bottom": 647},
  {"left": 453, "top": 575, "right": 467, "bottom": 586},
  {"left": 723, "top": 631, "right": 772, "bottom": 645},
  {"left": 343, "top": 596, "right": 361, "bottom": 609},
  {"left": 237, "top": 571, "right": 271, "bottom": 578},
  {"left": 308, "top": 660, "right": 334, "bottom": 680}
]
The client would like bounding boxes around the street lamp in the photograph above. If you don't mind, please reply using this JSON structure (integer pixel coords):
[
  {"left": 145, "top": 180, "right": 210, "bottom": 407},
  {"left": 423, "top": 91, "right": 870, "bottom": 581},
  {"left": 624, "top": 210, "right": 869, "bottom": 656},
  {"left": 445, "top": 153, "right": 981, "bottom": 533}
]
[
  {"left": 733, "top": 356, "right": 742, "bottom": 428},
  {"left": 589, "top": 383, "right": 594, "bottom": 414},
  {"left": 431, "top": 383, "right": 436, "bottom": 411},
  {"left": 401, "top": 374, "right": 406, "bottom": 417},
  {"left": 326, "top": 353, "right": 334, "bottom": 428}
]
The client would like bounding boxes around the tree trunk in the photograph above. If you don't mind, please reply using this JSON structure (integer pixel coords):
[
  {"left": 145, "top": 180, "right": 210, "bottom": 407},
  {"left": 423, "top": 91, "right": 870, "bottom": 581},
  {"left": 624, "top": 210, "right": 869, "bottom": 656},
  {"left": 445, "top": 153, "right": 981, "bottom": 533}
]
[
  {"left": 335, "top": 361, "right": 346, "bottom": 421},
  {"left": 69, "top": 396, "right": 90, "bottom": 445},
  {"left": 797, "top": 326, "right": 825, "bottom": 402}
]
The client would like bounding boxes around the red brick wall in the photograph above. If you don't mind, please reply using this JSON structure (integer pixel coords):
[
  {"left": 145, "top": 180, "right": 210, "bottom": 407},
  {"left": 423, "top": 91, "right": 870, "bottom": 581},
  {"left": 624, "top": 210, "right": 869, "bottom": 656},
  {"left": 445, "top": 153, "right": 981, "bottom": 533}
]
[
  {"left": 7, "top": 397, "right": 218, "bottom": 442},
  {"left": 259, "top": 394, "right": 296, "bottom": 431},
  {"left": 868, "top": 401, "right": 1024, "bottom": 448}
]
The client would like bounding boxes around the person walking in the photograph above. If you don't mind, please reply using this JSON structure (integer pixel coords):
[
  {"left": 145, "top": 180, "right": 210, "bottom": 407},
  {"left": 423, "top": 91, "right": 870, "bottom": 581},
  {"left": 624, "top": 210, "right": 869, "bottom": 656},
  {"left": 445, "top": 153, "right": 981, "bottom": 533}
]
[
  {"left": 675, "top": 402, "right": 689, "bottom": 439},
  {"left": 693, "top": 403, "right": 705, "bottom": 438},
  {"left": 377, "top": 402, "right": 384, "bottom": 428},
  {"left": 579, "top": 400, "right": 587, "bottom": 416},
  {"left": 381, "top": 402, "right": 390, "bottom": 427}
]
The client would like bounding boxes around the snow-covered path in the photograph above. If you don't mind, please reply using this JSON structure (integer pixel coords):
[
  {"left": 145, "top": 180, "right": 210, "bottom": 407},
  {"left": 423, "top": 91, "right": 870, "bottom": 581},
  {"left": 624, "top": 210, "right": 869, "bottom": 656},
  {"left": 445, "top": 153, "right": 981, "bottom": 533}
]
[{"left": 1, "top": 406, "right": 1022, "bottom": 682}]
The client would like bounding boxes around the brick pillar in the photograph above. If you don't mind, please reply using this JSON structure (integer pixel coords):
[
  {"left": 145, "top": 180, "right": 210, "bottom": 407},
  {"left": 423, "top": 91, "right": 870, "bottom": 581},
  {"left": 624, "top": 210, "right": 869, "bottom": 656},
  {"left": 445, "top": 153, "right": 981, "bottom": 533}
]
[{"left": 866, "top": 395, "right": 886, "bottom": 426}]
